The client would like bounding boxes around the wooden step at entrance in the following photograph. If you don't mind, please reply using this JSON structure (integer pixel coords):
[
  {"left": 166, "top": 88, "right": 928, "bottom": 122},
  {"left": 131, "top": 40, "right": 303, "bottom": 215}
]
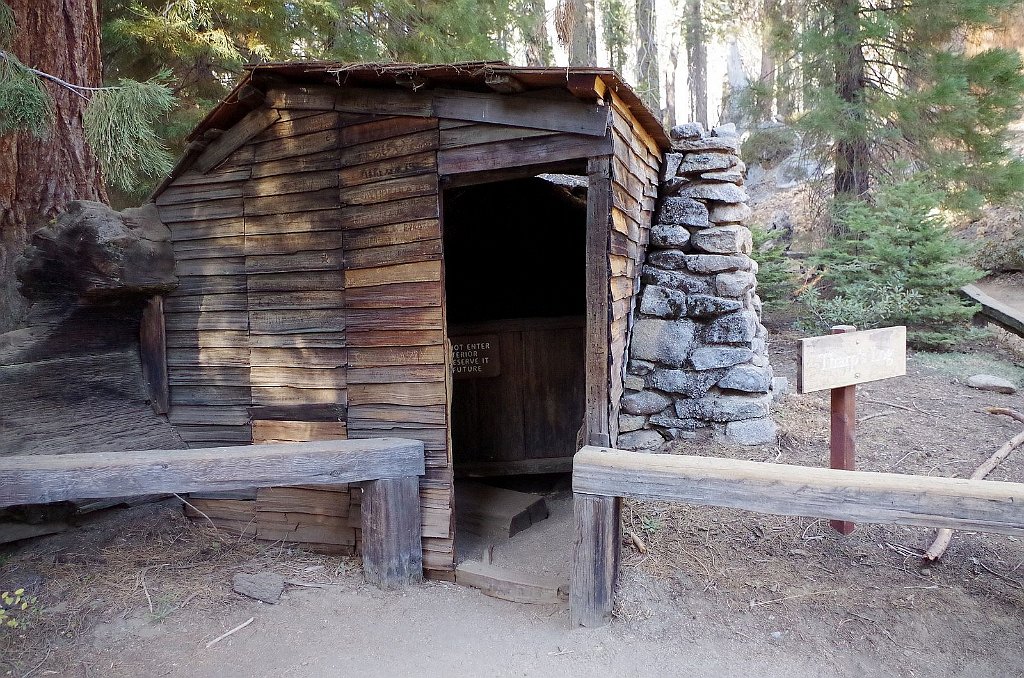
[
  {"left": 455, "top": 482, "right": 549, "bottom": 538},
  {"left": 455, "top": 559, "right": 567, "bottom": 604}
]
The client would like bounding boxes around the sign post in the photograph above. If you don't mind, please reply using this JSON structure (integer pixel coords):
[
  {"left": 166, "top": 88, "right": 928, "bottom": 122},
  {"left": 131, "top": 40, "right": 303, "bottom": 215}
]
[{"left": 798, "top": 325, "right": 907, "bottom": 535}]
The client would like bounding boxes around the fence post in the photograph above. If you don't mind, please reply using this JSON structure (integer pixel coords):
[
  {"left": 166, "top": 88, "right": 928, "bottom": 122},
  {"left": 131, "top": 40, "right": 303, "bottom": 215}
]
[
  {"left": 360, "top": 476, "right": 423, "bottom": 588},
  {"left": 570, "top": 493, "right": 621, "bottom": 627}
]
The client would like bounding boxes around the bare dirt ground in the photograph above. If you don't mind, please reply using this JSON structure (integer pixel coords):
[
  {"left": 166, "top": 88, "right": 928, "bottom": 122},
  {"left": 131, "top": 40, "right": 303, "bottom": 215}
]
[{"left": 2, "top": 322, "right": 1024, "bottom": 677}]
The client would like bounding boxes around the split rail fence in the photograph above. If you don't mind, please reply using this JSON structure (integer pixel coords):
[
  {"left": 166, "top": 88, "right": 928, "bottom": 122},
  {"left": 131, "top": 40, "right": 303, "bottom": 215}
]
[
  {"left": 0, "top": 439, "right": 426, "bottom": 588},
  {"left": 570, "top": 445, "right": 1024, "bottom": 627}
]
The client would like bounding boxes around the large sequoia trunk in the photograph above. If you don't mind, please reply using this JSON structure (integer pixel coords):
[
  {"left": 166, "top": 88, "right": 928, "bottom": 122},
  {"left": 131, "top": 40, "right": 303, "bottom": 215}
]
[{"left": 0, "top": 0, "right": 107, "bottom": 332}]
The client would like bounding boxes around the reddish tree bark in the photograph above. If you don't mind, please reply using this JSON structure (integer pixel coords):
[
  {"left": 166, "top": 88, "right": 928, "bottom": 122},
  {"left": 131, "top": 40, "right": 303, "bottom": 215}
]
[{"left": 0, "top": 0, "right": 107, "bottom": 331}]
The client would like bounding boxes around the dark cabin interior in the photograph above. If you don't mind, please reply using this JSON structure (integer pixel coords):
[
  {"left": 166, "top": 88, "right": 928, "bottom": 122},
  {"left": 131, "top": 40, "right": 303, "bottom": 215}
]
[{"left": 443, "top": 177, "right": 588, "bottom": 479}]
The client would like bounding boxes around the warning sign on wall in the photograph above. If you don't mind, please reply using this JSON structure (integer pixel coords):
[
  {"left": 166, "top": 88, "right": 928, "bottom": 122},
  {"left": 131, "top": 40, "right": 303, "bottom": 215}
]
[{"left": 451, "top": 334, "right": 500, "bottom": 379}]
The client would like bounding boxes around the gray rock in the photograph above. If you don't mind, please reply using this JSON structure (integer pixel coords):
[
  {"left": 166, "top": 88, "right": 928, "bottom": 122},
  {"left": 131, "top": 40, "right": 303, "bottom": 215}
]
[
  {"left": 646, "top": 368, "right": 724, "bottom": 397},
  {"left": 675, "top": 182, "right": 747, "bottom": 203},
  {"left": 663, "top": 427, "right": 703, "bottom": 441},
  {"left": 618, "top": 414, "right": 647, "bottom": 433},
  {"left": 650, "top": 413, "right": 701, "bottom": 430},
  {"left": 677, "top": 152, "right": 734, "bottom": 174},
  {"left": 725, "top": 417, "right": 779, "bottom": 446},
  {"left": 671, "top": 136, "right": 740, "bottom": 153},
  {"left": 650, "top": 222, "right": 692, "bottom": 248},
  {"left": 697, "top": 394, "right": 772, "bottom": 422},
  {"left": 713, "top": 123, "right": 738, "bottom": 137},
  {"left": 690, "top": 346, "right": 754, "bottom": 371},
  {"left": 642, "top": 266, "right": 714, "bottom": 295},
  {"left": 640, "top": 285, "right": 687, "bottom": 318},
  {"left": 620, "top": 390, "right": 673, "bottom": 415},
  {"left": 617, "top": 430, "right": 665, "bottom": 451},
  {"left": 715, "top": 271, "right": 756, "bottom": 297},
  {"left": 686, "top": 254, "right": 753, "bottom": 274},
  {"left": 232, "top": 572, "right": 285, "bottom": 604},
  {"left": 706, "top": 311, "right": 758, "bottom": 344},
  {"left": 623, "top": 374, "right": 645, "bottom": 391},
  {"left": 647, "top": 250, "right": 689, "bottom": 271},
  {"left": 718, "top": 365, "right": 772, "bottom": 393},
  {"left": 631, "top": 318, "right": 695, "bottom": 367},
  {"left": 966, "top": 374, "right": 1017, "bottom": 394},
  {"left": 700, "top": 169, "right": 744, "bottom": 184},
  {"left": 661, "top": 152, "right": 684, "bottom": 180},
  {"left": 670, "top": 122, "right": 705, "bottom": 140},
  {"left": 709, "top": 202, "right": 753, "bottom": 224},
  {"left": 656, "top": 197, "right": 710, "bottom": 227},
  {"left": 750, "top": 337, "right": 767, "bottom": 354},
  {"left": 687, "top": 294, "right": 743, "bottom": 317},
  {"left": 751, "top": 354, "right": 771, "bottom": 367},
  {"left": 690, "top": 226, "right": 753, "bottom": 255},
  {"left": 771, "top": 376, "right": 790, "bottom": 402},
  {"left": 628, "top": 359, "right": 657, "bottom": 376}
]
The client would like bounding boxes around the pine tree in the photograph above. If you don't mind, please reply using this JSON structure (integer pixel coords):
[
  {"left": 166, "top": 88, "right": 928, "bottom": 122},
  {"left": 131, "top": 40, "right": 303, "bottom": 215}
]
[{"left": 786, "top": 0, "right": 1024, "bottom": 212}]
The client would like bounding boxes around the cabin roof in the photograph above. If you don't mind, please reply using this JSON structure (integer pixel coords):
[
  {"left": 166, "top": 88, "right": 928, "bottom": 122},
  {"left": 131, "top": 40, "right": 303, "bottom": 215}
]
[{"left": 187, "top": 61, "right": 670, "bottom": 150}]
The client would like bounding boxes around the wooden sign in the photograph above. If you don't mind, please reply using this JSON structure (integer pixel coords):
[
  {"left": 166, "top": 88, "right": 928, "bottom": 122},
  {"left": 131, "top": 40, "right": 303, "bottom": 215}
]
[
  {"left": 451, "top": 335, "right": 500, "bottom": 379},
  {"left": 797, "top": 326, "right": 907, "bottom": 394}
]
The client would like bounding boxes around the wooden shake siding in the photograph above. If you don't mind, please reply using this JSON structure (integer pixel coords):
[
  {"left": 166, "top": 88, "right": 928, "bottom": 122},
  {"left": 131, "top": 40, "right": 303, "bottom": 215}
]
[{"left": 607, "top": 93, "right": 661, "bottom": 443}]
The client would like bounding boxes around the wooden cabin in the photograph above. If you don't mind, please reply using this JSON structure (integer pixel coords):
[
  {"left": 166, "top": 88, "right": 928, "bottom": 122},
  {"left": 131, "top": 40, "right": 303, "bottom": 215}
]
[{"left": 148, "top": 62, "right": 669, "bottom": 580}]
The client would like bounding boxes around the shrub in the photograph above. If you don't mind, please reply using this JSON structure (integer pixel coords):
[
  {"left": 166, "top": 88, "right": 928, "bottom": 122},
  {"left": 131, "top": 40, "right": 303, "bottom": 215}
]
[
  {"left": 741, "top": 126, "right": 798, "bottom": 169},
  {"left": 750, "top": 226, "right": 797, "bottom": 309},
  {"left": 801, "top": 178, "right": 982, "bottom": 349}
]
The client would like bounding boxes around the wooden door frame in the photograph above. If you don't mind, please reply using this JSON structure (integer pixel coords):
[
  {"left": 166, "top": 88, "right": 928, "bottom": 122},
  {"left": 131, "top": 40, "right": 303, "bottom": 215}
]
[{"left": 438, "top": 152, "right": 613, "bottom": 454}]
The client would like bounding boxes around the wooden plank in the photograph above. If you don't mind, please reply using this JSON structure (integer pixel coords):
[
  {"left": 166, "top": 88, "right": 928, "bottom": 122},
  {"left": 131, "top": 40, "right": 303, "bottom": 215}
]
[
  {"left": 573, "top": 447, "right": 1024, "bottom": 536},
  {"left": 248, "top": 332, "right": 345, "bottom": 349},
  {"left": 0, "top": 439, "right": 425, "bottom": 508},
  {"left": 167, "top": 168, "right": 252, "bottom": 187},
  {"left": 439, "top": 123, "right": 558, "bottom": 150},
  {"left": 245, "top": 170, "right": 338, "bottom": 198},
  {"left": 250, "top": 149, "right": 340, "bottom": 178},
  {"left": 346, "top": 404, "right": 446, "bottom": 426},
  {"left": 348, "top": 382, "right": 446, "bottom": 406},
  {"left": 248, "top": 290, "right": 343, "bottom": 311},
  {"left": 361, "top": 475, "right": 424, "bottom": 588},
  {"left": 339, "top": 116, "right": 437, "bottom": 146},
  {"left": 244, "top": 187, "right": 338, "bottom": 217},
  {"left": 173, "top": 257, "right": 245, "bottom": 277},
  {"left": 585, "top": 157, "right": 612, "bottom": 446},
  {"left": 344, "top": 220, "right": 441, "bottom": 251},
  {"left": 346, "top": 307, "right": 443, "bottom": 332},
  {"left": 338, "top": 130, "right": 438, "bottom": 168},
  {"left": 345, "top": 329, "right": 442, "bottom": 348},
  {"left": 347, "top": 365, "right": 446, "bottom": 384},
  {"left": 247, "top": 404, "right": 346, "bottom": 422},
  {"left": 167, "top": 365, "right": 250, "bottom": 386},
  {"left": 165, "top": 329, "right": 248, "bottom": 349},
  {"left": 345, "top": 280, "right": 441, "bottom": 309},
  {"left": 456, "top": 560, "right": 566, "bottom": 605},
  {"left": 250, "top": 347, "right": 347, "bottom": 367},
  {"left": 140, "top": 296, "right": 169, "bottom": 414},
  {"left": 250, "top": 366, "right": 346, "bottom": 389},
  {"left": 334, "top": 88, "right": 434, "bottom": 117},
  {"left": 455, "top": 482, "right": 548, "bottom": 538},
  {"left": 168, "top": 217, "right": 244, "bottom": 242},
  {"left": 176, "top": 424, "right": 252, "bottom": 443},
  {"left": 168, "top": 405, "right": 250, "bottom": 426},
  {"left": 252, "top": 420, "right": 348, "bottom": 444},
  {"left": 257, "top": 511, "right": 356, "bottom": 545},
  {"left": 963, "top": 284, "right": 1024, "bottom": 337},
  {"left": 797, "top": 326, "right": 907, "bottom": 393},
  {"left": 170, "top": 385, "right": 251, "bottom": 405},
  {"left": 174, "top": 236, "right": 245, "bottom": 260},
  {"left": 245, "top": 249, "right": 344, "bottom": 274},
  {"left": 256, "top": 486, "right": 350, "bottom": 516},
  {"left": 340, "top": 195, "right": 439, "bottom": 230},
  {"left": 433, "top": 88, "right": 609, "bottom": 136},
  {"left": 570, "top": 493, "right": 620, "bottom": 627},
  {"left": 344, "top": 261, "right": 441, "bottom": 287},
  {"left": 437, "top": 134, "right": 613, "bottom": 176},
  {"left": 347, "top": 345, "right": 444, "bottom": 367},
  {"left": 250, "top": 386, "right": 346, "bottom": 406},
  {"left": 243, "top": 210, "right": 341, "bottom": 236},
  {"left": 245, "top": 270, "right": 344, "bottom": 293},
  {"left": 338, "top": 151, "right": 436, "bottom": 188},
  {"left": 253, "top": 111, "right": 338, "bottom": 142},
  {"left": 159, "top": 198, "right": 243, "bottom": 223},
  {"left": 251, "top": 129, "right": 341, "bottom": 164},
  {"left": 265, "top": 87, "right": 337, "bottom": 110},
  {"left": 156, "top": 182, "right": 245, "bottom": 206},
  {"left": 193, "top": 108, "right": 281, "bottom": 173},
  {"left": 244, "top": 231, "right": 342, "bottom": 256},
  {"left": 248, "top": 309, "right": 344, "bottom": 335},
  {"left": 164, "top": 311, "right": 248, "bottom": 332},
  {"left": 341, "top": 173, "right": 437, "bottom": 207}
]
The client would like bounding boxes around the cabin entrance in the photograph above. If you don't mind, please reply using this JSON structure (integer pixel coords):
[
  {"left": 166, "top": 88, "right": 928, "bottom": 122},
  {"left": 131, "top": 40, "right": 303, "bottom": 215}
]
[{"left": 442, "top": 176, "right": 588, "bottom": 480}]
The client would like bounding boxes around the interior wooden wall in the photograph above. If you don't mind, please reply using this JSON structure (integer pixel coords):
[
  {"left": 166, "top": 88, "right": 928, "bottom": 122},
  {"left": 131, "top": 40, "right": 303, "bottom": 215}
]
[{"left": 154, "top": 80, "right": 662, "bottom": 579}]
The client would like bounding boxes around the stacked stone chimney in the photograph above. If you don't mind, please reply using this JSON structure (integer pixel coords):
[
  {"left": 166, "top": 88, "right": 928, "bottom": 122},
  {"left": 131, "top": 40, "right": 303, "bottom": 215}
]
[{"left": 618, "top": 123, "right": 778, "bottom": 449}]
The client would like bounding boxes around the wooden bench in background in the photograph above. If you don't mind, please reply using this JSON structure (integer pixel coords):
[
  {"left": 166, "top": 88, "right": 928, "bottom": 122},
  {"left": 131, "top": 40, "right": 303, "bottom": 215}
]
[
  {"left": 570, "top": 445, "right": 1024, "bottom": 627},
  {"left": 0, "top": 438, "right": 426, "bottom": 589}
]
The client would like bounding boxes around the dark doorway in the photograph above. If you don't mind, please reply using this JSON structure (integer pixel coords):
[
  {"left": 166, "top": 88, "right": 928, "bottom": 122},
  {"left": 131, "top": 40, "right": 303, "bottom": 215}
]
[{"left": 442, "top": 176, "right": 588, "bottom": 478}]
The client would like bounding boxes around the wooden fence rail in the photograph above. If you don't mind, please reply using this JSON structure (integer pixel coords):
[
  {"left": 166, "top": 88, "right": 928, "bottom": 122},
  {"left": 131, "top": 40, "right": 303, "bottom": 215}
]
[
  {"left": 571, "top": 445, "right": 1024, "bottom": 627},
  {"left": 0, "top": 439, "right": 426, "bottom": 589}
]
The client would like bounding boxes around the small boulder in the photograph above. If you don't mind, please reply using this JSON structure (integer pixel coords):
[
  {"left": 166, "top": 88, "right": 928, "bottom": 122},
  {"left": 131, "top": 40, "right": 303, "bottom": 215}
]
[
  {"left": 630, "top": 318, "right": 695, "bottom": 367},
  {"left": 670, "top": 122, "right": 705, "bottom": 140},
  {"left": 677, "top": 152, "right": 734, "bottom": 174},
  {"left": 639, "top": 285, "right": 687, "bottom": 319},
  {"left": 690, "top": 347, "right": 753, "bottom": 371},
  {"left": 966, "top": 374, "right": 1017, "bottom": 395},
  {"left": 715, "top": 271, "right": 756, "bottom": 297},
  {"left": 725, "top": 418, "right": 779, "bottom": 446},
  {"left": 656, "top": 197, "right": 710, "bottom": 228},
  {"left": 718, "top": 365, "right": 772, "bottom": 393},
  {"left": 685, "top": 254, "right": 753, "bottom": 274},
  {"left": 650, "top": 222, "right": 692, "bottom": 248},
  {"left": 690, "top": 226, "right": 753, "bottom": 255},
  {"left": 617, "top": 430, "right": 665, "bottom": 451},
  {"left": 618, "top": 414, "right": 647, "bottom": 433},
  {"left": 232, "top": 572, "right": 285, "bottom": 604},
  {"left": 675, "top": 182, "right": 747, "bottom": 203},
  {"left": 709, "top": 202, "right": 753, "bottom": 224},
  {"left": 706, "top": 311, "right": 758, "bottom": 344},
  {"left": 621, "top": 390, "right": 673, "bottom": 416},
  {"left": 687, "top": 294, "right": 743, "bottom": 318}
]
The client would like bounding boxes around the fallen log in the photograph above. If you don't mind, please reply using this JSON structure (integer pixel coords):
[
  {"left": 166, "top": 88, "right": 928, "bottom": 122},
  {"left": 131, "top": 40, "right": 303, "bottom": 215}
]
[{"left": 924, "top": 408, "right": 1024, "bottom": 562}]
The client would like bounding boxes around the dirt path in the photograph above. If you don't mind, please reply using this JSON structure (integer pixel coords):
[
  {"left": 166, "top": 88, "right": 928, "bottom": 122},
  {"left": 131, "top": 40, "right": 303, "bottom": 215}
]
[{"left": 3, "top": 330, "right": 1024, "bottom": 677}]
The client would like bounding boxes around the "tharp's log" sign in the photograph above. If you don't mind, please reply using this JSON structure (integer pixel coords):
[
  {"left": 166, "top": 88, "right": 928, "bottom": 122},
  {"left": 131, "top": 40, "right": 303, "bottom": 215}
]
[{"left": 797, "top": 326, "right": 907, "bottom": 394}]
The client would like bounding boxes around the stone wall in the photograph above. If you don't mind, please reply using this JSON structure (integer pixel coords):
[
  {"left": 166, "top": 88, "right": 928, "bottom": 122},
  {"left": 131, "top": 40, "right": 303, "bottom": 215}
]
[{"left": 617, "top": 123, "right": 779, "bottom": 448}]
